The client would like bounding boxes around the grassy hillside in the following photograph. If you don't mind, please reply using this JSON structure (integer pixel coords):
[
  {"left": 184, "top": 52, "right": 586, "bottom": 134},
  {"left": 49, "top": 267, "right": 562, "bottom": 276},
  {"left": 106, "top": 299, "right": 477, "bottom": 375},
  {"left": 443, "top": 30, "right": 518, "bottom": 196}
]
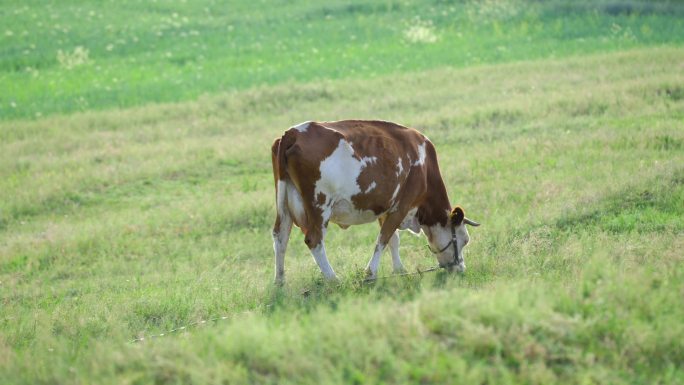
[
  {"left": 2, "top": 0, "right": 684, "bottom": 120},
  {"left": 1, "top": 45, "right": 683, "bottom": 383}
]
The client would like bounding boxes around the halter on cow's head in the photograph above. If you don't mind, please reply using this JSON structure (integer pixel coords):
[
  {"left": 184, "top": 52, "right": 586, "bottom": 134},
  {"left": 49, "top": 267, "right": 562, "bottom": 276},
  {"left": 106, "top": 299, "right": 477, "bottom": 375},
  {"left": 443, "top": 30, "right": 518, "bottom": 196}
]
[{"left": 426, "top": 206, "right": 480, "bottom": 273}]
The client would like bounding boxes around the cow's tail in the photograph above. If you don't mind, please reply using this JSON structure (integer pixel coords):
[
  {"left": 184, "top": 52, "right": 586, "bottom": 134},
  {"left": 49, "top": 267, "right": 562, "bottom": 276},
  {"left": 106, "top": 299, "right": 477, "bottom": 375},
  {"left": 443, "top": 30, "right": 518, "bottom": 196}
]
[{"left": 272, "top": 129, "right": 297, "bottom": 214}]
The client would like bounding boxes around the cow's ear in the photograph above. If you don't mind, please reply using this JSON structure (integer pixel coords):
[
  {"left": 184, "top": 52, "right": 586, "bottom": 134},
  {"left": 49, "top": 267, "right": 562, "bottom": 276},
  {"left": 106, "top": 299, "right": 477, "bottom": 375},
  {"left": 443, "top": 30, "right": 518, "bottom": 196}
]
[{"left": 450, "top": 206, "right": 465, "bottom": 226}]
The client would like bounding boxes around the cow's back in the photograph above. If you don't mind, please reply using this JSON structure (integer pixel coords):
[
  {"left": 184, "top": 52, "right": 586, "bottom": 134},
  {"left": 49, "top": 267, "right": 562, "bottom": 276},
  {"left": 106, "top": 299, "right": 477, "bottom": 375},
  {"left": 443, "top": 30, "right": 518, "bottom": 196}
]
[
  {"left": 322, "top": 120, "right": 425, "bottom": 162},
  {"left": 276, "top": 120, "right": 429, "bottom": 226}
]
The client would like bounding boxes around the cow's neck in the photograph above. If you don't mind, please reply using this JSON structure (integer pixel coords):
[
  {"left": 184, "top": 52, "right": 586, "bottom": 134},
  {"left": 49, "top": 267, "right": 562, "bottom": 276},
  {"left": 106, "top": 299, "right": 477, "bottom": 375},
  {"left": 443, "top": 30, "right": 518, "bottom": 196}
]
[{"left": 416, "top": 164, "right": 451, "bottom": 227}]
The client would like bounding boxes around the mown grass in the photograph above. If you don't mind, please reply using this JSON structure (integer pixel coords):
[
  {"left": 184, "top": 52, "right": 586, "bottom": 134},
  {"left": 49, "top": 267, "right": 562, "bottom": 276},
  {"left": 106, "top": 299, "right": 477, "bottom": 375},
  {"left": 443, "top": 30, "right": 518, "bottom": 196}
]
[
  {"left": 2, "top": 0, "right": 684, "bottom": 120},
  {"left": 1, "top": 45, "right": 683, "bottom": 384}
]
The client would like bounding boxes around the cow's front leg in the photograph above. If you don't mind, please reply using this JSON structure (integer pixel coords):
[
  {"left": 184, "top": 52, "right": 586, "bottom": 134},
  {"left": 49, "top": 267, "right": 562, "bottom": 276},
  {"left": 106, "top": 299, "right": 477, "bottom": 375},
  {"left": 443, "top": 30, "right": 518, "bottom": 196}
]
[
  {"left": 365, "top": 213, "right": 405, "bottom": 279},
  {"left": 365, "top": 237, "right": 386, "bottom": 280},
  {"left": 389, "top": 231, "right": 407, "bottom": 274}
]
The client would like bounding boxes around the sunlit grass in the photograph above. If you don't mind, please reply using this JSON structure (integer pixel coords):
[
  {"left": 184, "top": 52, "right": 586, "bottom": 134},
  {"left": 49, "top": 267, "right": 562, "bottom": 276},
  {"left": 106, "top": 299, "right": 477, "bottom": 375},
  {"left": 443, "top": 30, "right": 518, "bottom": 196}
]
[
  {"left": 1, "top": 45, "right": 683, "bottom": 383},
  {"left": 1, "top": 0, "right": 683, "bottom": 119}
]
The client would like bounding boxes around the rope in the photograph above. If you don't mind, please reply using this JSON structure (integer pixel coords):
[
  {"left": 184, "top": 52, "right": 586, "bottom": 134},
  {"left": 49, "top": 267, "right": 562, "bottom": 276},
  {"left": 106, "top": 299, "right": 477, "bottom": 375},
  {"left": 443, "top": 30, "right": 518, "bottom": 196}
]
[
  {"left": 130, "top": 265, "right": 442, "bottom": 343},
  {"left": 362, "top": 265, "right": 441, "bottom": 282},
  {"left": 130, "top": 304, "right": 272, "bottom": 343}
]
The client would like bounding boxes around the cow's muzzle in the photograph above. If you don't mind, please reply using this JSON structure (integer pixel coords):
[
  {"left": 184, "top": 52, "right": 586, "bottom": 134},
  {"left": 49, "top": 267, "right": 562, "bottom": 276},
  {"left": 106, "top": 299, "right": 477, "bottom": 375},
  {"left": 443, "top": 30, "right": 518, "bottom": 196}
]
[{"left": 427, "top": 225, "right": 462, "bottom": 271}]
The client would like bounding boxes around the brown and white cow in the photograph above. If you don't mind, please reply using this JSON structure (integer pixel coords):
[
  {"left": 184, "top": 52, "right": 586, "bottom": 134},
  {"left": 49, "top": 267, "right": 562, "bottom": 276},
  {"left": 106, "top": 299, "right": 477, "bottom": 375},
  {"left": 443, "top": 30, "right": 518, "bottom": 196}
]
[{"left": 270, "top": 120, "right": 479, "bottom": 283}]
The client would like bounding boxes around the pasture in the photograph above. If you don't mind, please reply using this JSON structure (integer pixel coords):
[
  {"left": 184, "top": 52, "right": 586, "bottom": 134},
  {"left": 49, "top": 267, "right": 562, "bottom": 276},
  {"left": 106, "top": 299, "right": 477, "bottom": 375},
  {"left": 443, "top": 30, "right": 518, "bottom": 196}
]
[
  {"left": 1, "top": 1, "right": 684, "bottom": 384},
  {"left": 2, "top": 0, "right": 683, "bottom": 120}
]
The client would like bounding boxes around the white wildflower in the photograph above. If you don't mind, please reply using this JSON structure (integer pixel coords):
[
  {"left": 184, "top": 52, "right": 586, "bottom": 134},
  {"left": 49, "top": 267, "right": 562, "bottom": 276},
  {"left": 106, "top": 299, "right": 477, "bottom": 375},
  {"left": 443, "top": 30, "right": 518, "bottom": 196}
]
[
  {"left": 56, "top": 46, "right": 90, "bottom": 69},
  {"left": 404, "top": 17, "right": 439, "bottom": 44},
  {"left": 467, "top": 0, "right": 521, "bottom": 22},
  {"left": 610, "top": 23, "right": 637, "bottom": 42}
]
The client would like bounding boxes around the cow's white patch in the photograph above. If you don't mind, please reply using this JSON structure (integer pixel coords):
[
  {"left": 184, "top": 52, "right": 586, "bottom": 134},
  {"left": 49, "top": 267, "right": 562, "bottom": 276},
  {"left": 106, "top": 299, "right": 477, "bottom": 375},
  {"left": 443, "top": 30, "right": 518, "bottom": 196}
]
[
  {"left": 314, "top": 139, "right": 379, "bottom": 226},
  {"left": 276, "top": 180, "right": 287, "bottom": 217},
  {"left": 292, "top": 121, "right": 310, "bottom": 132},
  {"left": 426, "top": 222, "right": 468, "bottom": 273},
  {"left": 310, "top": 242, "right": 337, "bottom": 280},
  {"left": 428, "top": 224, "right": 452, "bottom": 250},
  {"left": 396, "top": 157, "right": 404, "bottom": 176},
  {"left": 286, "top": 181, "right": 306, "bottom": 226},
  {"left": 399, "top": 207, "right": 420, "bottom": 234},
  {"left": 388, "top": 232, "right": 406, "bottom": 273},
  {"left": 272, "top": 220, "right": 291, "bottom": 283},
  {"left": 364, "top": 181, "right": 377, "bottom": 193},
  {"left": 390, "top": 184, "right": 400, "bottom": 203},
  {"left": 273, "top": 192, "right": 293, "bottom": 283},
  {"left": 412, "top": 142, "right": 426, "bottom": 166}
]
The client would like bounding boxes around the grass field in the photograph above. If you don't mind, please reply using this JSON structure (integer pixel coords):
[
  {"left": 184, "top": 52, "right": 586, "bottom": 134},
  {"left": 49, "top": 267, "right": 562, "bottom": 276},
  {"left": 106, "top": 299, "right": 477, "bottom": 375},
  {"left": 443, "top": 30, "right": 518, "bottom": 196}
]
[
  {"left": 1, "top": 1, "right": 684, "bottom": 384},
  {"left": 2, "top": 0, "right": 684, "bottom": 120}
]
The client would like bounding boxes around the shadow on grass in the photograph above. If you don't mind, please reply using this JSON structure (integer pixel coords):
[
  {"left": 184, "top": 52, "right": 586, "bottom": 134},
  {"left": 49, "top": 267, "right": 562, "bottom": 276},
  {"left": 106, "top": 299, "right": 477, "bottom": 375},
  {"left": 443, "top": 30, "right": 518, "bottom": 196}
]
[{"left": 264, "top": 268, "right": 455, "bottom": 316}]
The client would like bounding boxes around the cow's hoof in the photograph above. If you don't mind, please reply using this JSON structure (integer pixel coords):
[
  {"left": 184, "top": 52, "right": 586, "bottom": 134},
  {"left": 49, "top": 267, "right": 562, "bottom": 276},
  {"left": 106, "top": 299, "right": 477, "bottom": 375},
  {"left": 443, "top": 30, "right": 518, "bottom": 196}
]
[
  {"left": 392, "top": 267, "right": 408, "bottom": 275},
  {"left": 364, "top": 269, "right": 377, "bottom": 281},
  {"left": 324, "top": 274, "right": 339, "bottom": 283}
]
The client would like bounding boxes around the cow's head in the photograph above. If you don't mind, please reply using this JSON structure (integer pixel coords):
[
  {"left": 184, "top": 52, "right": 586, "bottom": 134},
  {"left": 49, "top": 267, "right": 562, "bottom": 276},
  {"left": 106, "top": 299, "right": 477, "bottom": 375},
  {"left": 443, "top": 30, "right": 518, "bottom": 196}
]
[{"left": 425, "top": 206, "right": 480, "bottom": 273}]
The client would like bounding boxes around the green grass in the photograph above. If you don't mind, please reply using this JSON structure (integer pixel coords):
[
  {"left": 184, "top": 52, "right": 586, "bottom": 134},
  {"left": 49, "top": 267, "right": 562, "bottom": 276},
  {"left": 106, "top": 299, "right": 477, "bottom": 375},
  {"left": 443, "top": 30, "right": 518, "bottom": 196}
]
[
  {"left": 2, "top": 0, "right": 683, "bottom": 120},
  {"left": 2, "top": 0, "right": 684, "bottom": 383},
  {"left": 1, "top": 46, "right": 683, "bottom": 384}
]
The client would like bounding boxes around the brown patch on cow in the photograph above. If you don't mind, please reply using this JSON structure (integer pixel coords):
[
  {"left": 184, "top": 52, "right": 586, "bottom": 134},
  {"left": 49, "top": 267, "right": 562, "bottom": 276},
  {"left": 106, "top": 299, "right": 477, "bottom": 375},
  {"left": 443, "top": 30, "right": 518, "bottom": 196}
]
[
  {"left": 316, "top": 192, "right": 327, "bottom": 206},
  {"left": 416, "top": 140, "right": 451, "bottom": 227},
  {"left": 355, "top": 164, "right": 376, "bottom": 196}
]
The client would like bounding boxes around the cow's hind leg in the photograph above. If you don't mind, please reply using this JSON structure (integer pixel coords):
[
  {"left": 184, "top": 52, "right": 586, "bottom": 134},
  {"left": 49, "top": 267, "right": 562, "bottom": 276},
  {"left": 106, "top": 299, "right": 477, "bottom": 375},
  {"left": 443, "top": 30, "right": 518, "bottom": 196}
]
[
  {"left": 310, "top": 240, "right": 337, "bottom": 281},
  {"left": 272, "top": 181, "right": 293, "bottom": 284},
  {"left": 306, "top": 225, "right": 337, "bottom": 281},
  {"left": 272, "top": 214, "right": 292, "bottom": 284}
]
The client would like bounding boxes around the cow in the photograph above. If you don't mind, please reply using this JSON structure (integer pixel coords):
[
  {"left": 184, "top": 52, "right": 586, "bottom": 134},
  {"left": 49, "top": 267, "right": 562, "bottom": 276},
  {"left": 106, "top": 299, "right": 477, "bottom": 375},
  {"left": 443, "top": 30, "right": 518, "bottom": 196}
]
[{"left": 270, "top": 120, "right": 479, "bottom": 283}]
